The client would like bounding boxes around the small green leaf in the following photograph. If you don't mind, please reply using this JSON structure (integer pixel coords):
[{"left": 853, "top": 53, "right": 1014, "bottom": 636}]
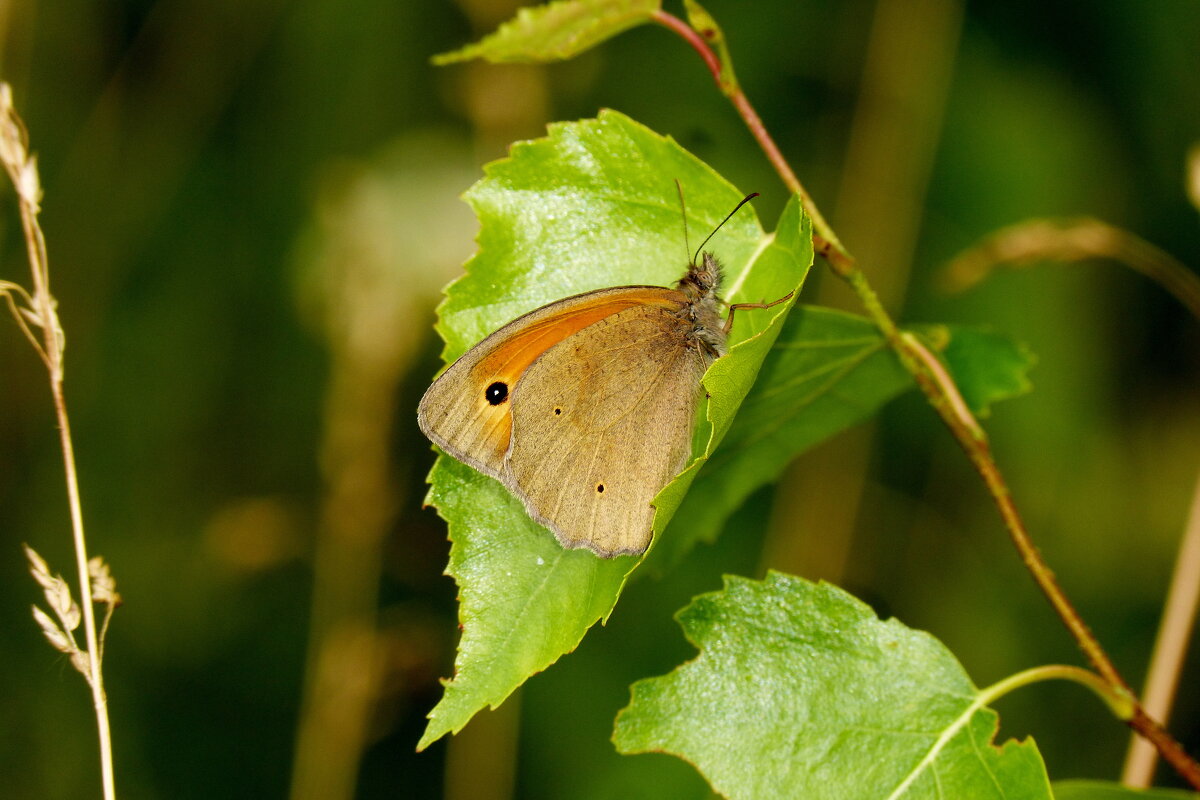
[
  {"left": 1053, "top": 781, "right": 1200, "bottom": 799},
  {"left": 614, "top": 572, "right": 1053, "bottom": 800},
  {"left": 925, "top": 324, "right": 1035, "bottom": 417},
  {"left": 419, "top": 110, "right": 810, "bottom": 748},
  {"left": 432, "top": 0, "right": 661, "bottom": 65}
]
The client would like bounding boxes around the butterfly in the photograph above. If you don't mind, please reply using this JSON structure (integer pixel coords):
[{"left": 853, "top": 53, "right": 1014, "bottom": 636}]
[{"left": 418, "top": 191, "right": 787, "bottom": 557}]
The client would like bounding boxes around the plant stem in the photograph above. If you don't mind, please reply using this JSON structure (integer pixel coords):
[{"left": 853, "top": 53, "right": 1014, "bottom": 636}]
[
  {"left": 51, "top": 367, "right": 116, "bottom": 800},
  {"left": 943, "top": 217, "right": 1200, "bottom": 322},
  {"left": 4, "top": 94, "right": 116, "bottom": 798},
  {"left": 978, "top": 665, "right": 1134, "bottom": 722},
  {"left": 651, "top": 10, "right": 837, "bottom": 255},
  {"left": 1123, "top": 469, "right": 1200, "bottom": 786},
  {"left": 888, "top": 664, "right": 1131, "bottom": 800},
  {"left": 939, "top": 215, "right": 1200, "bottom": 786},
  {"left": 654, "top": 8, "right": 1200, "bottom": 789}
]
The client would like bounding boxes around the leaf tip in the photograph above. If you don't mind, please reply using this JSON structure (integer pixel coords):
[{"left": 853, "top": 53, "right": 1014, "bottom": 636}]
[{"left": 430, "top": 48, "right": 473, "bottom": 67}]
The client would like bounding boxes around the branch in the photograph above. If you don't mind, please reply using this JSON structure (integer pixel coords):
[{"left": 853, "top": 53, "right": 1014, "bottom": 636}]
[{"left": 654, "top": 9, "right": 1200, "bottom": 789}]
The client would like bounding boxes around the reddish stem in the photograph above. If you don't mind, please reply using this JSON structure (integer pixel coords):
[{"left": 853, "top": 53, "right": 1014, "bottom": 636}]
[
  {"left": 653, "top": 6, "right": 1200, "bottom": 789},
  {"left": 651, "top": 11, "right": 724, "bottom": 91},
  {"left": 652, "top": 10, "right": 844, "bottom": 256}
]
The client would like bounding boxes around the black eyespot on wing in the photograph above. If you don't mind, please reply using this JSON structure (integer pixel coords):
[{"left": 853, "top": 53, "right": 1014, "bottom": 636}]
[
  {"left": 596, "top": 483, "right": 605, "bottom": 494},
  {"left": 485, "top": 381, "right": 509, "bottom": 405},
  {"left": 553, "top": 407, "right": 563, "bottom": 416}
]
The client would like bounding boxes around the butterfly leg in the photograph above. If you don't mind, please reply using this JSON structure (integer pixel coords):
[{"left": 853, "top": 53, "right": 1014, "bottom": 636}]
[{"left": 722, "top": 290, "right": 794, "bottom": 333}]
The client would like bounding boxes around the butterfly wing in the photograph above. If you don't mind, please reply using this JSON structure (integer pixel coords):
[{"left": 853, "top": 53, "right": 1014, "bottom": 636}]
[
  {"left": 503, "top": 303, "right": 714, "bottom": 557},
  {"left": 417, "top": 287, "right": 682, "bottom": 480}
]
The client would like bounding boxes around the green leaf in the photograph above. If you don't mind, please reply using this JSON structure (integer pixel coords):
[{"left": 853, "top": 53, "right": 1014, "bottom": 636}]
[
  {"left": 653, "top": 310, "right": 1035, "bottom": 565},
  {"left": 614, "top": 572, "right": 1053, "bottom": 800},
  {"left": 418, "top": 455, "right": 636, "bottom": 751},
  {"left": 1053, "top": 781, "right": 1200, "bottom": 799},
  {"left": 419, "top": 110, "right": 811, "bottom": 748},
  {"left": 432, "top": 0, "right": 661, "bottom": 65},
  {"left": 929, "top": 324, "right": 1035, "bottom": 417}
]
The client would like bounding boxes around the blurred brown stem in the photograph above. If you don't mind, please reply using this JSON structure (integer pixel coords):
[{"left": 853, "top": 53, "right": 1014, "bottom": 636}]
[
  {"left": 944, "top": 217, "right": 1200, "bottom": 322},
  {"left": 655, "top": 8, "right": 1200, "bottom": 788},
  {"left": 1122, "top": 469, "right": 1200, "bottom": 786},
  {"left": 289, "top": 233, "right": 412, "bottom": 800},
  {"left": 289, "top": 351, "right": 400, "bottom": 800}
]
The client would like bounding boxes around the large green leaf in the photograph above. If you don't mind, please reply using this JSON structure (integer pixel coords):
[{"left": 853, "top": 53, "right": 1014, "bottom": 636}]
[
  {"left": 433, "top": 0, "right": 660, "bottom": 65},
  {"left": 418, "top": 455, "right": 637, "bottom": 751},
  {"left": 418, "top": 110, "right": 811, "bottom": 748},
  {"left": 1053, "top": 782, "right": 1199, "bottom": 799},
  {"left": 614, "top": 572, "right": 1053, "bottom": 799},
  {"left": 654, "top": 310, "right": 1035, "bottom": 565}
]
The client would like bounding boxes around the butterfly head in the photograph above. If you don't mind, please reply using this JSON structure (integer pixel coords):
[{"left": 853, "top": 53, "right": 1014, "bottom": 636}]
[
  {"left": 670, "top": 187, "right": 760, "bottom": 357},
  {"left": 676, "top": 251, "right": 722, "bottom": 300}
]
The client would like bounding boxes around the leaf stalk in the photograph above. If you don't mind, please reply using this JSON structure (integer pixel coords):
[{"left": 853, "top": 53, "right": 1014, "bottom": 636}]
[{"left": 978, "top": 665, "right": 1135, "bottom": 721}]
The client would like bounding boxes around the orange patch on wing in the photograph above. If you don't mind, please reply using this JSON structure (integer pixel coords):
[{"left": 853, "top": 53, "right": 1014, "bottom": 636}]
[{"left": 470, "top": 289, "right": 681, "bottom": 388}]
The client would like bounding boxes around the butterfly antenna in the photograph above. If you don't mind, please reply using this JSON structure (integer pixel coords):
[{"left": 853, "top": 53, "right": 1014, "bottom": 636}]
[
  {"left": 675, "top": 179, "right": 692, "bottom": 265},
  {"left": 692, "top": 192, "right": 760, "bottom": 266}
]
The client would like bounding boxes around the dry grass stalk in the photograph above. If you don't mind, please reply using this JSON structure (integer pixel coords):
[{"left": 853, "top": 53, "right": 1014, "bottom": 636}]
[
  {"left": 942, "top": 216, "right": 1200, "bottom": 323},
  {"left": 1, "top": 81, "right": 118, "bottom": 800}
]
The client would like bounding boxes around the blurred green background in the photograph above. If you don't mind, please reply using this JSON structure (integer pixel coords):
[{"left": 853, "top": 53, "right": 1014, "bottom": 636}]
[{"left": 1, "top": 1, "right": 1198, "bottom": 797}]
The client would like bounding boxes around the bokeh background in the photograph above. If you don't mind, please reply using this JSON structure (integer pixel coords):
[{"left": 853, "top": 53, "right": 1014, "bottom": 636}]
[{"left": 1, "top": 1, "right": 1198, "bottom": 797}]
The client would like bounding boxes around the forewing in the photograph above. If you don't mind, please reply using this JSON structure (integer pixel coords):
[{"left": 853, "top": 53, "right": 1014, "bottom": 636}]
[
  {"left": 417, "top": 287, "right": 681, "bottom": 479},
  {"left": 504, "top": 304, "right": 713, "bottom": 557}
]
